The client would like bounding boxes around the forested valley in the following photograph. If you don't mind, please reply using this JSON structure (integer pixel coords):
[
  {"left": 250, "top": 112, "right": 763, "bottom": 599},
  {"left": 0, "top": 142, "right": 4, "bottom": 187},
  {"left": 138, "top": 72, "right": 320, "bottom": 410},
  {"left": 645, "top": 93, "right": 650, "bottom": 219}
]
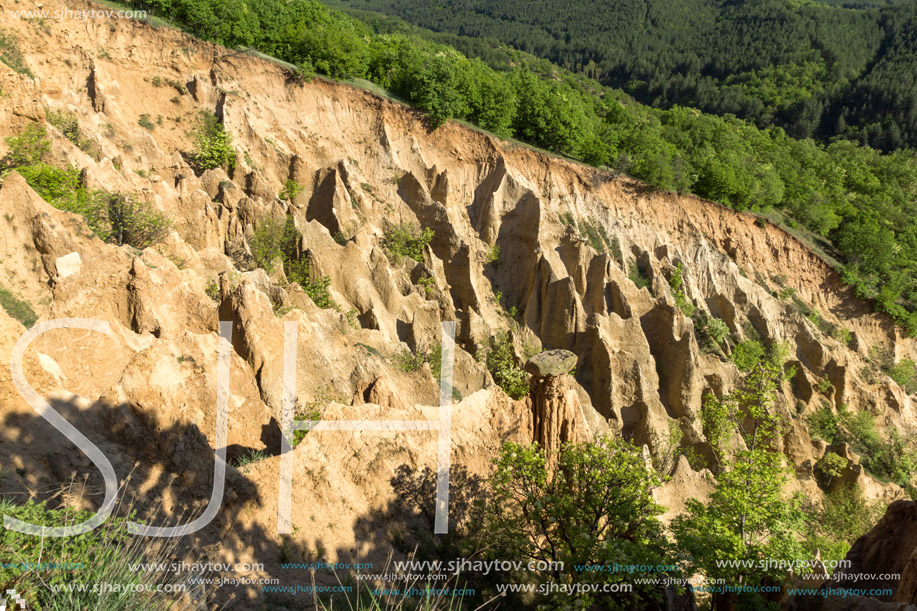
[{"left": 331, "top": 0, "right": 917, "bottom": 153}]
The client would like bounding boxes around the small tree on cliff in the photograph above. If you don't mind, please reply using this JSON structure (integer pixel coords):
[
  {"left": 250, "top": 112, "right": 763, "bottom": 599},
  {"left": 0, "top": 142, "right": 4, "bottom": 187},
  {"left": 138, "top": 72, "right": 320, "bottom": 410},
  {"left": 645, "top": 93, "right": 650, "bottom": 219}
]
[
  {"left": 674, "top": 342, "right": 806, "bottom": 609},
  {"left": 480, "top": 438, "right": 672, "bottom": 608}
]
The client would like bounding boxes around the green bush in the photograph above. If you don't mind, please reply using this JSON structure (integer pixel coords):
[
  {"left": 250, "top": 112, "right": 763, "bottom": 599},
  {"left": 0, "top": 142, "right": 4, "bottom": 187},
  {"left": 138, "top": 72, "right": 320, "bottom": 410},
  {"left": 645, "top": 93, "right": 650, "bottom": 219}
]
[
  {"left": 302, "top": 274, "right": 334, "bottom": 308},
  {"left": 0, "top": 498, "right": 183, "bottom": 610},
  {"left": 803, "top": 484, "right": 883, "bottom": 571},
  {"left": 4, "top": 123, "right": 50, "bottom": 167},
  {"left": 577, "top": 219, "right": 606, "bottom": 253},
  {"left": 0, "top": 285, "right": 37, "bottom": 327},
  {"left": 628, "top": 259, "right": 650, "bottom": 290},
  {"left": 13, "top": 163, "right": 85, "bottom": 209},
  {"left": 887, "top": 358, "right": 917, "bottom": 394},
  {"left": 205, "top": 278, "right": 221, "bottom": 302},
  {"left": 46, "top": 109, "right": 98, "bottom": 158},
  {"left": 0, "top": 28, "right": 31, "bottom": 77},
  {"left": 833, "top": 326, "right": 853, "bottom": 346},
  {"left": 249, "top": 216, "right": 294, "bottom": 274},
  {"left": 279, "top": 179, "right": 305, "bottom": 200},
  {"left": 693, "top": 311, "right": 730, "bottom": 351},
  {"left": 484, "top": 242, "right": 500, "bottom": 264},
  {"left": 4, "top": 124, "right": 165, "bottom": 248},
  {"left": 806, "top": 405, "right": 917, "bottom": 487},
  {"left": 815, "top": 451, "right": 848, "bottom": 483},
  {"left": 731, "top": 339, "right": 765, "bottom": 373},
  {"left": 190, "top": 112, "right": 235, "bottom": 172},
  {"left": 395, "top": 347, "right": 427, "bottom": 373},
  {"left": 609, "top": 236, "right": 624, "bottom": 268},
  {"left": 394, "top": 343, "right": 443, "bottom": 381},
  {"left": 85, "top": 193, "right": 171, "bottom": 249},
  {"left": 382, "top": 223, "right": 434, "bottom": 263},
  {"left": 707, "top": 317, "right": 730, "bottom": 345},
  {"left": 234, "top": 449, "right": 267, "bottom": 469},
  {"left": 480, "top": 438, "right": 668, "bottom": 607},
  {"left": 668, "top": 262, "right": 695, "bottom": 317},
  {"left": 484, "top": 332, "right": 529, "bottom": 399},
  {"left": 249, "top": 215, "right": 336, "bottom": 309},
  {"left": 137, "top": 114, "right": 156, "bottom": 131},
  {"left": 806, "top": 406, "right": 841, "bottom": 443}
]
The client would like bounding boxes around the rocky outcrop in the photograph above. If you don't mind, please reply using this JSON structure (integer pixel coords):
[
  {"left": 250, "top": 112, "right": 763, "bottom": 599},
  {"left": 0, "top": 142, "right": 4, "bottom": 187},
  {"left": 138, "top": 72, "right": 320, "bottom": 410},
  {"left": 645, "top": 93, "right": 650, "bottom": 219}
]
[
  {"left": 1, "top": 2, "right": 916, "bottom": 606},
  {"left": 526, "top": 350, "right": 583, "bottom": 467}
]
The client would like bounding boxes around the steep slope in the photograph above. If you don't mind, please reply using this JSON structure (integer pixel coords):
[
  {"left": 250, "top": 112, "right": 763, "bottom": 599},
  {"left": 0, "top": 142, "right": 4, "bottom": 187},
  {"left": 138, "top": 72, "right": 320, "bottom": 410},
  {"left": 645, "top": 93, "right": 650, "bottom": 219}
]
[{"left": 0, "top": 1, "right": 916, "bottom": 608}]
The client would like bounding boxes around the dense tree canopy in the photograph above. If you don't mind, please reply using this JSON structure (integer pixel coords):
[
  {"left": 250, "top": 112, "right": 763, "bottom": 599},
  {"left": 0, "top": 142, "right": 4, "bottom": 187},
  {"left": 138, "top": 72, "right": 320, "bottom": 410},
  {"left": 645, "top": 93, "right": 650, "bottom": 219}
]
[{"left": 331, "top": 0, "right": 917, "bottom": 152}]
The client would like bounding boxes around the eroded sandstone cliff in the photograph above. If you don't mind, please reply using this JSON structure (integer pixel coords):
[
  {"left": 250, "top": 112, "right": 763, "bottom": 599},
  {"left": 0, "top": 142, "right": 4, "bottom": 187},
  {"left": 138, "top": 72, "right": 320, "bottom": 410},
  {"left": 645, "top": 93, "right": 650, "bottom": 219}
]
[{"left": 1, "top": 1, "right": 916, "bottom": 607}]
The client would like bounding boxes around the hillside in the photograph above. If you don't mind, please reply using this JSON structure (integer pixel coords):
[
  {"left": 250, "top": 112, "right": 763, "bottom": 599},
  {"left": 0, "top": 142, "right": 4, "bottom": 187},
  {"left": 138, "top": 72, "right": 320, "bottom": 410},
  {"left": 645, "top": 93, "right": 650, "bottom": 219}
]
[
  {"left": 0, "top": 0, "right": 917, "bottom": 609},
  {"left": 331, "top": 0, "right": 917, "bottom": 151},
  {"left": 80, "top": 0, "right": 917, "bottom": 345}
]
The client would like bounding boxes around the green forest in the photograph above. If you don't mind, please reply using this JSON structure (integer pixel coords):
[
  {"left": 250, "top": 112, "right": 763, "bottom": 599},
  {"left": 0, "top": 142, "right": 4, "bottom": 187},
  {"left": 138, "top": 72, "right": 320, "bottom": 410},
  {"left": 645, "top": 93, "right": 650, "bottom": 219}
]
[
  {"left": 126, "top": 0, "right": 917, "bottom": 336},
  {"left": 331, "top": 0, "right": 917, "bottom": 152}
]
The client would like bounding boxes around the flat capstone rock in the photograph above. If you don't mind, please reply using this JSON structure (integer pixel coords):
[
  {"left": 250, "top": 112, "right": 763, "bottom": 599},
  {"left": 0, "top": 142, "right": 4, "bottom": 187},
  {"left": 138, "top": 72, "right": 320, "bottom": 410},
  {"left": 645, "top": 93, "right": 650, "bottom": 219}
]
[{"left": 525, "top": 349, "right": 577, "bottom": 377}]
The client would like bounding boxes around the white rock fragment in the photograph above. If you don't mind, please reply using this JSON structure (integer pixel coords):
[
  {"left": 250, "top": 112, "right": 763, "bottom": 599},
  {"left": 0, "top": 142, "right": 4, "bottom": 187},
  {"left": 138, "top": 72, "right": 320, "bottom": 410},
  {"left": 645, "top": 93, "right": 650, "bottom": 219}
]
[
  {"left": 55, "top": 251, "right": 82, "bottom": 278},
  {"left": 37, "top": 353, "right": 65, "bottom": 382}
]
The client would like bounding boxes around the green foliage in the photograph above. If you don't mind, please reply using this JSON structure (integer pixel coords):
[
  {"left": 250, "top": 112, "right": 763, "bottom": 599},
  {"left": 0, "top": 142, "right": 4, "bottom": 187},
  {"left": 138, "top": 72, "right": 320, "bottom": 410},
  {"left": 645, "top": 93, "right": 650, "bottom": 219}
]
[
  {"left": 815, "top": 451, "right": 848, "bottom": 482},
  {"left": 731, "top": 339, "right": 765, "bottom": 373},
  {"left": 677, "top": 343, "right": 805, "bottom": 606},
  {"left": 4, "top": 124, "right": 167, "bottom": 249},
  {"left": 803, "top": 484, "right": 884, "bottom": 570},
  {"left": 302, "top": 274, "right": 334, "bottom": 309},
  {"left": 395, "top": 343, "right": 443, "bottom": 381},
  {"left": 707, "top": 316, "right": 730, "bottom": 346},
  {"left": 704, "top": 342, "right": 794, "bottom": 465},
  {"left": 693, "top": 310, "right": 731, "bottom": 353},
  {"left": 833, "top": 326, "right": 853, "bottom": 346},
  {"left": 47, "top": 109, "right": 99, "bottom": 158},
  {"left": 4, "top": 123, "right": 50, "bottom": 167},
  {"left": 0, "top": 285, "right": 37, "bottom": 327},
  {"left": 558, "top": 212, "right": 575, "bottom": 227},
  {"left": 0, "top": 28, "right": 32, "bottom": 77},
  {"left": 481, "top": 438, "right": 669, "bottom": 606},
  {"left": 0, "top": 498, "right": 181, "bottom": 610},
  {"left": 234, "top": 449, "right": 267, "bottom": 469},
  {"left": 290, "top": 404, "right": 322, "bottom": 448},
  {"left": 609, "top": 236, "right": 624, "bottom": 268},
  {"left": 652, "top": 419, "right": 685, "bottom": 477},
  {"left": 382, "top": 223, "right": 434, "bottom": 263},
  {"left": 627, "top": 259, "right": 650, "bottom": 290},
  {"left": 13, "top": 163, "right": 85, "bottom": 209},
  {"left": 417, "top": 275, "right": 435, "bottom": 296},
  {"left": 250, "top": 216, "right": 294, "bottom": 274},
  {"left": 395, "top": 347, "right": 427, "bottom": 373},
  {"left": 336, "top": 0, "right": 917, "bottom": 155},
  {"left": 668, "top": 262, "right": 695, "bottom": 317},
  {"left": 189, "top": 111, "right": 235, "bottom": 172},
  {"left": 483, "top": 242, "right": 500, "bottom": 265},
  {"left": 577, "top": 219, "right": 608, "bottom": 253},
  {"left": 279, "top": 179, "right": 305, "bottom": 200},
  {"left": 249, "top": 215, "right": 336, "bottom": 308},
  {"left": 138, "top": 114, "right": 156, "bottom": 131},
  {"left": 887, "top": 358, "right": 917, "bottom": 394},
  {"left": 806, "top": 405, "right": 917, "bottom": 487},
  {"left": 84, "top": 193, "right": 172, "bottom": 249},
  {"left": 806, "top": 405, "right": 842, "bottom": 443},
  {"left": 484, "top": 332, "right": 529, "bottom": 400}
]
